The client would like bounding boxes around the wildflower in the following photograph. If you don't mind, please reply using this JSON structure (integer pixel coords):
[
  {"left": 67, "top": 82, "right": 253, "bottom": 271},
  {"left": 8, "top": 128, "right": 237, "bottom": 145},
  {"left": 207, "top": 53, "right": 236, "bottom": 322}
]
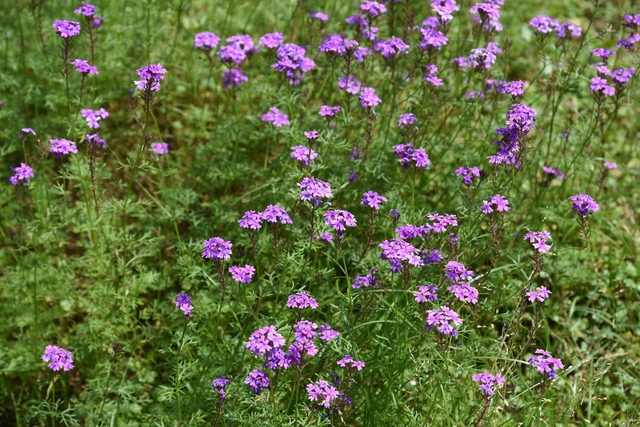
[
  {"left": 414, "top": 285, "right": 438, "bottom": 303},
  {"left": 428, "top": 213, "right": 458, "bottom": 233},
  {"left": 176, "top": 293, "right": 194, "bottom": 317},
  {"left": 261, "top": 107, "right": 290, "bottom": 127},
  {"left": 246, "top": 325, "right": 285, "bottom": 356},
  {"left": 337, "top": 355, "right": 365, "bottom": 371},
  {"left": 624, "top": 13, "right": 640, "bottom": 28},
  {"left": 318, "top": 324, "right": 340, "bottom": 341},
  {"left": 42, "top": 345, "right": 74, "bottom": 371},
  {"left": 506, "top": 103, "right": 537, "bottom": 133},
  {"left": 324, "top": 210, "right": 357, "bottom": 237},
  {"left": 319, "top": 105, "right": 341, "bottom": 117},
  {"left": 361, "top": 191, "right": 387, "bottom": 210},
  {"left": 394, "top": 143, "right": 431, "bottom": 170},
  {"left": 52, "top": 20, "right": 81, "bottom": 38},
  {"left": 352, "top": 273, "right": 380, "bottom": 289},
  {"left": 229, "top": 265, "right": 255, "bottom": 283},
  {"left": 590, "top": 77, "right": 615, "bottom": 96},
  {"left": 449, "top": 282, "right": 479, "bottom": 304},
  {"left": 50, "top": 138, "right": 78, "bottom": 157},
  {"left": 497, "top": 80, "right": 527, "bottom": 97},
  {"left": 555, "top": 21, "right": 581, "bottom": 38},
  {"left": 202, "top": 237, "right": 233, "bottom": 261},
  {"left": 298, "top": 176, "right": 332, "bottom": 206},
  {"left": 529, "top": 16, "right": 558, "bottom": 35},
  {"left": 455, "top": 166, "right": 481, "bottom": 185},
  {"left": 217, "top": 44, "right": 247, "bottom": 64},
  {"left": 19, "top": 128, "right": 36, "bottom": 137},
  {"left": 481, "top": 194, "right": 510, "bottom": 214},
  {"left": 338, "top": 76, "right": 362, "bottom": 94},
  {"left": 71, "top": 59, "right": 98, "bottom": 75},
  {"left": 151, "top": 142, "right": 169, "bottom": 155},
  {"left": 569, "top": 194, "right": 599, "bottom": 217},
  {"left": 286, "top": 291, "right": 319, "bottom": 309},
  {"left": 389, "top": 209, "right": 401, "bottom": 221},
  {"left": 444, "top": 261, "right": 473, "bottom": 281},
  {"left": 245, "top": 369, "right": 269, "bottom": 393},
  {"left": 258, "top": 32, "right": 283, "bottom": 49},
  {"left": 419, "top": 27, "right": 449, "bottom": 51},
  {"left": 603, "top": 161, "right": 617, "bottom": 169},
  {"left": 359, "top": 87, "right": 382, "bottom": 108},
  {"left": 542, "top": 166, "right": 565, "bottom": 179},
  {"left": 9, "top": 163, "right": 35, "bottom": 185},
  {"left": 379, "top": 238, "right": 422, "bottom": 270},
  {"left": 470, "top": 2, "right": 503, "bottom": 33},
  {"left": 528, "top": 349, "right": 564, "bottom": 379},
  {"left": 304, "top": 130, "right": 319, "bottom": 140},
  {"left": 421, "top": 249, "right": 443, "bottom": 265},
  {"left": 423, "top": 64, "right": 443, "bottom": 86},
  {"left": 425, "top": 306, "right": 463, "bottom": 337},
  {"left": 86, "top": 134, "right": 106, "bottom": 150},
  {"left": 617, "top": 33, "right": 640, "bottom": 50},
  {"left": 74, "top": 2, "right": 95, "bottom": 17},
  {"left": 360, "top": 1, "right": 387, "bottom": 17},
  {"left": 396, "top": 224, "right": 428, "bottom": 240},
  {"left": 610, "top": 68, "right": 635, "bottom": 87},
  {"left": 526, "top": 286, "right": 551, "bottom": 303},
  {"left": 524, "top": 231, "right": 552, "bottom": 253},
  {"left": 222, "top": 69, "right": 248, "bottom": 88},
  {"left": 590, "top": 48, "right": 615, "bottom": 60},
  {"left": 290, "top": 146, "right": 318, "bottom": 165},
  {"left": 261, "top": 205, "right": 292, "bottom": 224},
  {"left": 373, "top": 37, "right": 410, "bottom": 60},
  {"left": 212, "top": 377, "right": 231, "bottom": 398},
  {"left": 135, "top": 63, "right": 168, "bottom": 92},
  {"left": 431, "top": 0, "right": 459, "bottom": 22},
  {"left": 472, "top": 372, "right": 506, "bottom": 395},
  {"left": 194, "top": 32, "right": 220, "bottom": 51},
  {"left": 469, "top": 42, "right": 501, "bottom": 70},
  {"left": 310, "top": 11, "right": 329, "bottom": 21},
  {"left": 239, "top": 210, "right": 263, "bottom": 230},
  {"left": 398, "top": 114, "right": 417, "bottom": 127},
  {"left": 81, "top": 108, "right": 109, "bottom": 128},
  {"left": 272, "top": 43, "right": 315, "bottom": 85},
  {"left": 319, "top": 34, "right": 350, "bottom": 56},
  {"left": 307, "top": 380, "right": 340, "bottom": 409}
]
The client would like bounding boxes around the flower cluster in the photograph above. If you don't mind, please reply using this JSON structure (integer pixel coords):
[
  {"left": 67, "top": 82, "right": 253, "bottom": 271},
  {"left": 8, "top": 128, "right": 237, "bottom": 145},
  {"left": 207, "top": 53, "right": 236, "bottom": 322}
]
[
  {"left": 472, "top": 372, "right": 506, "bottom": 395},
  {"left": 455, "top": 166, "right": 481, "bottom": 185},
  {"left": 425, "top": 306, "right": 463, "bottom": 337},
  {"left": 211, "top": 376, "right": 231, "bottom": 398},
  {"left": 259, "top": 32, "right": 284, "bottom": 49},
  {"left": 379, "top": 239, "right": 422, "bottom": 272},
  {"left": 272, "top": 43, "right": 315, "bottom": 85},
  {"left": 42, "top": 345, "right": 74, "bottom": 371},
  {"left": 245, "top": 369, "right": 269, "bottom": 393},
  {"left": 523, "top": 231, "right": 552, "bottom": 253},
  {"left": 361, "top": 191, "right": 387, "bottom": 210},
  {"left": 413, "top": 285, "right": 439, "bottom": 303},
  {"left": 470, "top": 2, "right": 503, "bottom": 33},
  {"left": 337, "top": 354, "right": 365, "bottom": 371},
  {"left": 352, "top": 273, "right": 380, "bottom": 289},
  {"left": 526, "top": 286, "right": 551, "bottom": 303},
  {"left": 569, "top": 194, "right": 599, "bottom": 217},
  {"left": 9, "top": 163, "right": 34, "bottom": 186},
  {"left": 424, "top": 64, "right": 443, "bottom": 86},
  {"left": 359, "top": 87, "right": 382, "bottom": 108},
  {"left": 373, "top": 36, "right": 409, "bottom": 60},
  {"left": 298, "top": 177, "right": 333, "bottom": 206},
  {"left": 319, "top": 105, "right": 340, "bottom": 117},
  {"left": 393, "top": 143, "right": 431, "bottom": 170},
  {"left": 246, "top": 325, "right": 286, "bottom": 356},
  {"left": 135, "top": 63, "right": 168, "bottom": 92},
  {"left": 542, "top": 166, "right": 565, "bottom": 180},
  {"left": 176, "top": 293, "right": 193, "bottom": 317},
  {"left": 71, "top": 59, "right": 98, "bottom": 75},
  {"left": 50, "top": 138, "right": 78, "bottom": 157},
  {"left": 202, "top": 237, "right": 233, "bottom": 261},
  {"left": 290, "top": 145, "right": 318, "bottom": 165},
  {"left": 307, "top": 380, "right": 340, "bottom": 409},
  {"left": 81, "top": 108, "right": 109, "bottom": 128},
  {"left": 324, "top": 210, "right": 357, "bottom": 238},
  {"left": 194, "top": 32, "right": 220, "bottom": 51},
  {"left": 480, "top": 194, "right": 510, "bottom": 214},
  {"left": 52, "top": 20, "right": 81, "bottom": 38},
  {"left": 262, "top": 205, "right": 293, "bottom": 224},
  {"left": 229, "top": 265, "right": 255, "bottom": 283},
  {"left": 151, "top": 142, "right": 169, "bottom": 155},
  {"left": 261, "top": 107, "right": 290, "bottom": 127},
  {"left": 528, "top": 349, "right": 564, "bottom": 379},
  {"left": 286, "top": 291, "right": 319, "bottom": 310}
]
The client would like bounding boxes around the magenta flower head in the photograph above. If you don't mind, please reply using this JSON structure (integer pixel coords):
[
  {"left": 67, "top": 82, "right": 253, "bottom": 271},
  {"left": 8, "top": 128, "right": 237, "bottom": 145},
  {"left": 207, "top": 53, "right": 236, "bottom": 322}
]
[
  {"left": 524, "top": 231, "right": 552, "bottom": 253},
  {"left": 394, "top": 143, "right": 431, "bottom": 170},
  {"left": 361, "top": 190, "right": 387, "bottom": 210},
  {"left": 398, "top": 113, "right": 417, "bottom": 127},
  {"left": 542, "top": 166, "right": 565, "bottom": 180},
  {"left": 569, "top": 194, "right": 599, "bottom": 217},
  {"left": 455, "top": 166, "right": 481, "bottom": 185},
  {"left": 603, "top": 161, "right": 617, "bottom": 169},
  {"left": 324, "top": 210, "right": 357, "bottom": 237},
  {"left": 291, "top": 145, "right": 318, "bottom": 165},
  {"left": 413, "top": 285, "right": 439, "bottom": 303},
  {"left": 239, "top": 210, "right": 263, "bottom": 230},
  {"left": 10, "top": 163, "right": 35, "bottom": 186},
  {"left": 135, "top": 63, "right": 168, "bottom": 92},
  {"left": 590, "top": 77, "right": 615, "bottom": 96},
  {"left": 261, "top": 107, "right": 290, "bottom": 127},
  {"left": 526, "top": 286, "right": 551, "bottom": 303},
  {"left": 86, "top": 133, "right": 106, "bottom": 150},
  {"left": 444, "top": 261, "right": 473, "bottom": 282},
  {"left": 245, "top": 369, "right": 269, "bottom": 393},
  {"left": 360, "top": 1, "right": 387, "bottom": 17},
  {"left": 229, "top": 265, "right": 255, "bottom": 283},
  {"left": 337, "top": 354, "right": 365, "bottom": 371},
  {"left": 176, "top": 293, "right": 194, "bottom": 317},
  {"left": 272, "top": 43, "right": 315, "bottom": 85},
  {"left": 19, "top": 128, "right": 36, "bottom": 138},
  {"left": 74, "top": 2, "right": 96, "bottom": 17},
  {"left": 298, "top": 176, "right": 332, "bottom": 207},
  {"left": 52, "top": 20, "right": 81, "bottom": 38},
  {"left": 319, "top": 105, "right": 341, "bottom": 118},
  {"left": 359, "top": 87, "right": 382, "bottom": 108},
  {"left": 590, "top": 48, "right": 615, "bottom": 60},
  {"left": 151, "top": 142, "right": 169, "bottom": 155},
  {"left": 307, "top": 380, "right": 340, "bottom": 409},
  {"left": 50, "top": 139, "right": 78, "bottom": 157},
  {"left": 431, "top": 0, "right": 459, "bottom": 22},
  {"left": 194, "top": 32, "right": 220, "bottom": 51},
  {"left": 379, "top": 239, "right": 422, "bottom": 272},
  {"left": 529, "top": 15, "right": 558, "bottom": 35},
  {"left": 258, "top": 32, "right": 284, "bottom": 49},
  {"left": 81, "top": 108, "right": 109, "bottom": 128},
  {"left": 261, "top": 205, "right": 293, "bottom": 224},
  {"left": 246, "top": 325, "right": 285, "bottom": 356},
  {"left": 202, "top": 237, "right": 232, "bottom": 261},
  {"left": 472, "top": 372, "right": 506, "bottom": 396},
  {"left": 212, "top": 376, "right": 231, "bottom": 398},
  {"left": 310, "top": 11, "right": 329, "bottom": 21},
  {"left": 286, "top": 291, "right": 319, "bottom": 309},
  {"left": 71, "top": 59, "right": 98, "bottom": 75},
  {"left": 42, "top": 345, "right": 74, "bottom": 371},
  {"left": 528, "top": 349, "right": 564, "bottom": 380},
  {"left": 556, "top": 21, "right": 582, "bottom": 38},
  {"left": 425, "top": 306, "right": 463, "bottom": 337},
  {"left": 222, "top": 69, "right": 248, "bottom": 88},
  {"left": 480, "top": 194, "right": 510, "bottom": 214}
]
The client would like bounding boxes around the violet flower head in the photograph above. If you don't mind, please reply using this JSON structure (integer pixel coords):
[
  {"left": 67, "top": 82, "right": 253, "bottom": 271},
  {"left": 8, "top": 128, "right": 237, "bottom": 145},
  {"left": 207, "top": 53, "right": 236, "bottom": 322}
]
[
  {"left": 307, "top": 380, "right": 340, "bottom": 409},
  {"left": 176, "top": 293, "right": 194, "bottom": 317},
  {"left": 529, "top": 16, "right": 558, "bottom": 35},
  {"left": 212, "top": 377, "right": 231, "bottom": 399},
  {"left": 19, "top": 128, "right": 36, "bottom": 138},
  {"left": 310, "top": 11, "right": 329, "bottom": 21},
  {"left": 359, "top": 87, "right": 382, "bottom": 108},
  {"left": 373, "top": 37, "right": 410, "bottom": 60},
  {"left": 542, "top": 166, "right": 565, "bottom": 180},
  {"left": 361, "top": 191, "right": 387, "bottom": 210},
  {"left": 86, "top": 133, "right": 106, "bottom": 150},
  {"left": 261, "top": 107, "right": 290, "bottom": 127},
  {"left": 603, "top": 161, "right": 618, "bottom": 169},
  {"left": 590, "top": 48, "right": 615, "bottom": 60},
  {"left": 81, "top": 108, "right": 109, "bottom": 129},
  {"left": 50, "top": 139, "right": 78, "bottom": 157},
  {"left": 414, "top": 285, "right": 439, "bottom": 303},
  {"left": 444, "top": 261, "right": 473, "bottom": 282},
  {"left": 71, "top": 59, "right": 98, "bottom": 75},
  {"left": 497, "top": 80, "right": 527, "bottom": 97},
  {"left": 469, "top": 42, "right": 501, "bottom": 70},
  {"left": 298, "top": 176, "right": 333, "bottom": 206},
  {"left": 352, "top": 273, "right": 380, "bottom": 289},
  {"left": 470, "top": 2, "right": 503, "bottom": 33},
  {"left": 423, "top": 64, "right": 443, "bottom": 86},
  {"left": 10, "top": 163, "right": 35, "bottom": 186},
  {"left": 428, "top": 213, "right": 458, "bottom": 233},
  {"left": 394, "top": 143, "right": 431, "bottom": 170},
  {"left": 624, "top": 13, "right": 640, "bottom": 28},
  {"left": 425, "top": 306, "right": 463, "bottom": 337},
  {"left": 202, "top": 237, "right": 233, "bottom": 261},
  {"left": 194, "top": 32, "right": 220, "bottom": 51},
  {"left": 360, "top": 1, "right": 387, "bottom": 17},
  {"left": 506, "top": 103, "right": 537, "bottom": 133},
  {"left": 291, "top": 145, "right": 318, "bottom": 165},
  {"left": 617, "top": 34, "right": 640, "bottom": 50},
  {"left": 480, "top": 194, "right": 510, "bottom": 214},
  {"left": 42, "top": 345, "right": 74, "bottom": 371},
  {"left": 569, "top": 194, "right": 599, "bottom": 217},
  {"left": 528, "top": 349, "right": 564, "bottom": 380},
  {"left": 419, "top": 28, "right": 448, "bottom": 51},
  {"left": 135, "top": 63, "right": 168, "bottom": 92},
  {"left": 52, "top": 20, "right": 81, "bottom": 38},
  {"left": 239, "top": 210, "right": 263, "bottom": 230},
  {"left": 398, "top": 113, "right": 417, "bottom": 127},
  {"left": 246, "top": 325, "right": 285, "bottom": 356},
  {"left": 259, "top": 32, "right": 284, "bottom": 49},
  {"left": 556, "top": 21, "right": 582, "bottom": 38},
  {"left": 245, "top": 369, "right": 269, "bottom": 393},
  {"left": 339, "top": 76, "right": 362, "bottom": 94},
  {"left": 217, "top": 44, "right": 246, "bottom": 65},
  {"left": 379, "top": 239, "right": 422, "bottom": 271},
  {"left": 272, "top": 43, "right": 315, "bottom": 85},
  {"left": 261, "top": 205, "right": 293, "bottom": 224},
  {"left": 396, "top": 224, "right": 428, "bottom": 240},
  {"left": 319, "top": 34, "right": 349, "bottom": 56},
  {"left": 590, "top": 77, "right": 615, "bottom": 96},
  {"left": 524, "top": 231, "right": 552, "bottom": 253},
  {"left": 421, "top": 249, "right": 443, "bottom": 265},
  {"left": 286, "top": 291, "right": 319, "bottom": 309},
  {"left": 319, "top": 105, "right": 341, "bottom": 117},
  {"left": 472, "top": 372, "right": 506, "bottom": 396},
  {"left": 74, "top": 2, "right": 96, "bottom": 17},
  {"left": 150, "top": 142, "right": 169, "bottom": 155},
  {"left": 389, "top": 209, "right": 401, "bottom": 221},
  {"left": 431, "top": 0, "right": 459, "bottom": 22},
  {"left": 229, "top": 265, "right": 255, "bottom": 283},
  {"left": 455, "top": 166, "right": 481, "bottom": 185},
  {"left": 337, "top": 354, "right": 365, "bottom": 371},
  {"left": 610, "top": 68, "right": 635, "bottom": 87},
  {"left": 222, "top": 69, "right": 248, "bottom": 88},
  {"left": 324, "top": 210, "right": 357, "bottom": 237},
  {"left": 449, "top": 282, "right": 479, "bottom": 304},
  {"left": 526, "top": 286, "right": 551, "bottom": 303},
  {"left": 318, "top": 324, "right": 340, "bottom": 341}
]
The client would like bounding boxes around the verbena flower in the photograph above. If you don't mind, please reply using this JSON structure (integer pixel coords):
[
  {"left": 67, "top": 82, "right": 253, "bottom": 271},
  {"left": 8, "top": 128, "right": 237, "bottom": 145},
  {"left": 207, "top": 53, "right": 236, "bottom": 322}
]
[
  {"left": 304, "top": 130, "right": 319, "bottom": 140},
  {"left": 239, "top": 210, "right": 263, "bottom": 230},
  {"left": 337, "top": 354, "right": 365, "bottom": 371},
  {"left": 590, "top": 48, "right": 615, "bottom": 60},
  {"left": 9, "top": 163, "right": 34, "bottom": 185},
  {"left": 398, "top": 113, "right": 417, "bottom": 127},
  {"left": 396, "top": 224, "right": 428, "bottom": 240},
  {"left": 339, "top": 75, "right": 362, "bottom": 94},
  {"left": 359, "top": 87, "right": 381, "bottom": 108},
  {"left": 135, "top": 63, "right": 168, "bottom": 92},
  {"left": 194, "top": 32, "right": 220, "bottom": 51},
  {"left": 556, "top": 21, "right": 582, "bottom": 38},
  {"left": 361, "top": 191, "right": 387, "bottom": 210},
  {"left": 352, "top": 273, "right": 380, "bottom": 289},
  {"left": 480, "top": 194, "right": 510, "bottom": 214},
  {"left": 394, "top": 143, "right": 431, "bottom": 170},
  {"left": 444, "top": 261, "right": 473, "bottom": 281},
  {"left": 419, "top": 28, "right": 449, "bottom": 51},
  {"left": 425, "top": 306, "right": 463, "bottom": 337},
  {"left": 19, "top": 128, "right": 36, "bottom": 137},
  {"left": 603, "top": 161, "right": 618, "bottom": 169},
  {"left": 617, "top": 34, "right": 640, "bottom": 49},
  {"left": 212, "top": 376, "right": 231, "bottom": 398},
  {"left": 176, "top": 293, "right": 193, "bottom": 317},
  {"left": 360, "top": 1, "right": 387, "bottom": 17},
  {"left": 427, "top": 213, "right": 458, "bottom": 233},
  {"left": 50, "top": 138, "right": 78, "bottom": 157},
  {"left": 624, "top": 13, "right": 640, "bottom": 28},
  {"left": 569, "top": 194, "right": 599, "bottom": 217},
  {"left": 86, "top": 134, "right": 106, "bottom": 150},
  {"left": 414, "top": 285, "right": 438, "bottom": 303},
  {"left": 246, "top": 325, "right": 285, "bottom": 356},
  {"left": 523, "top": 231, "right": 552, "bottom": 253},
  {"left": 324, "top": 210, "right": 357, "bottom": 237},
  {"left": 245, "top": 369, "right": 269, "bottom": 393},
  {"left": 497, "top": 80, "right": 526, "bottom": 97},
  {"left": 379, "top": 239, "right": 422, "bottom": 271},
  {"left": 542, "top": 166, "right": 565, "bottom": 179},
  {"left": 421, "top": 249, "right": 443, "bottom": 265},
  {"left": 202, "top": 237, "right": 233, "bottom": 261},
  {"left": 506, "top": 103, "right": 537, "bottom": 132},
  {"left": 449, "top": 282, "right": 479, "bottom": 304},
  {"left": 528, "top": 349, "right": 564, "bottom": 379},
  {"left": 319, "top": 105, "right": 340, "bottom": 117},
  {"left": 52, "top": 20, "right": 81, "bottom": 38},
  {"left": 261, "top": 107, "right": 290, "bottom": 127},
  {"left": 310, "top": 11, "right": 329, "bottom": 21},
  {"left": 272, "top": 43, "right": 315, "bottom": 85},
  {"left": 81, "top": 108, "right": 109, "bottom": 128},
  {"left": 307, "top": 380, "right": 340, "bottom": 409},
  {"left": 71, "top": 59, "right": 98, "bottom": 75},
  {"left": 151, "top": 142, "right": 169, "bottom": 155},
  {"left": 42, "top": 345, "right": 74, "bottom": 371},
  {"left": 610, "top": 68, "right": 635, "bottom": 87},
  {"left": 318, "top": 324, "right": 340, "bottom": 341},
  {"left": 217, "top": 44, "right": 247, "bottom": 64},
  {"left": 222, "top": 69, "right": 248, "bottom": 88},
  {"left": 526, "top": 286, "right": 551, "bottom": 303},
  {"left": 74, "top": 2, "right": 95, "bottom": 17},
  {"left": 298, "top": 177, "right": 332, "bottom": 206},
  {"left": 472, "top": 372, "right": 506, "bottom": 395},
  {"left": 286, "top": 291, "right": 319, "bottom": 309},
  {"left": 258, "top": 32, "right": 283, "bottom": 49},
  {"left": 229, "top": 265, "right": 255, "bottom": 283},
  {"left": 455, "top": 166, "right": 481, "bottom": 185},
  {"left": 468, "top": 42, "right": 501, "bottom": 70},
  {"left": 431, "top": 0, "right": 459, "bottom": 22},
  {"left": 590, "top": 77, "right": 615, "bottom": 96},
  {"left": 290, "top": 145, "right": 318, "bottom": 165},
  {"left": 529, "top": 16, "right": 558, "bottom": 35},
  {"left": 373, "top": 36, "right": 409, "bottom": 60},
  {"left": 261, "top": 205, "right": 292, "bottom": 224},
  {"left": 470, "top": 2, "right": 503, "bottom": 33},
  {"left": 423, "top": 64, "right": 443, "bottom": 86}
]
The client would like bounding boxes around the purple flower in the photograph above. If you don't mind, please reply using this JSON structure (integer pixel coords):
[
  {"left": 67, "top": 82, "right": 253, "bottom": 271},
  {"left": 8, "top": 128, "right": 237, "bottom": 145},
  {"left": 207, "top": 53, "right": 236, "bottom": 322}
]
[
  {"left": 10, "top": 163, "right": 35, "bottom": 186},
  {"left": 202, "top": 237, "right": 233, "bottom": 261},
  {"left": 135, "top": 63, "right": 168, "bottom": 92},
  {"left": 272, "top": 43, "right": 315, "bottom": 85},
  {"left": 523, "top": 231, "right": 552, "bottom": 253},
  {"left": 394, "top": 143, "right": 431, "bottom": 170},
  {"left": 319, "top": 105, "right": 341, "bottom": 117},
  {"left": 624, "top": 14, "right": 640, "bottom": 28},
  {"left": 425, "top": 306, "right": 463, "bottom": 337},
  {"left": 258, "top": 32, "right": 284, "bottom": 49},
  {"left": 212, "top": 376, "right": 231, "bottom": 398},
  {"left": 373, "top": 37, "right": 409, "bottom": 60},
  {"left": 246, "top": 325, "right": 285, "bottom": 356},
  {"left": 427, "top": 213, "right": 458, "bottom": 233},
  {"left": 318, "top": 324, "right": 340, "bottom": 341},
  {"left": 497, "top": 80, "right": 527, "bottom": 97},
  {"left": 470, "top": 2, "right": 503, "bottom": 33},
  {"left": 359, "top": 87, "right": 382, "bottom": 108},
  {"left": 338, "top": 75, "right": 362, "bottom": 94},
  {"left": 398, "top": 114, "right": 417, "bottom": 127},
  {"left": 352, "top": 273, "right": 380, "bottom": 289},
  {"left": 217, "top": 44, "right": 246, "bottom": 64},
  {"left": 506, "top": 103, "right": 537, "bottom": 132},
  {"left": 449, "top": 282, "right": 478, "bottom": 304},
  {"left": 324, "top": 210, "right": 357, "bottom": 237},
  {"left": 469, "top": 42, "right": 501, "bottom": 70},
  {"left": 286, "top": 291, "right": 319, "bottom": 309},
  {"left": 50, "top": 139, "right": 78, "bottom": 157},
  {"left": 396, "top": 224, "right": 428, "bottom": 240},
  {"left": 92, "top": 17, "right": 104, "bottom": 27},
  {"left": 379, "top": 239, "right": 422, "bottom": 270},
  {"left": 194, "top": 32, "right": 220, "bottom": 51},
  {"left": 337, "top": 354, "right": 365, "bottom": 371},
  {"left": 151, "top": 142, "right": 169, "bottom": 155},
  {"left": 542, "top": 166, "right": 565, "bottom": 180},
  {"left": 590, "top": 48, "right": 615, "bottom": 60},
  {"left": 52, "top": 20, "right": 81, "bottom": 38},
  {"left": 319, "top": 34, "right": 350, "bottom": 56},
  {"left": 389, "top": 209, "right": 401, "bottom": 221},
  {"left": 290, "top": 145, "right": 318, "bottom": 165},
  {"left": 245, "top": 369, "right": 269, "bottom": 393},
  {"left": 528, "top": 349, "right": 564, "bottom": 380},
  {"left": 617, "top": 34, "right": 640, "bottom": 50},
  {"left": 603, "top": 161, "right": 618, "bottom": 169},
  {"left": 421, "top": 249, "right": 443, "bottom": 265},
  {"left": 569, "top": 194, "right": 599, "bottom": 217},
  {"left": 590, "top": 77, "right": 615, "bottom": 96},
  {"left": 529, "top": 16, "right": 558, "bottom": 34},
  {"left": 310, "top": 11, "right": 329, "bottom": 21},
  {"left": 556, "top": 21, "right": 582, "bottom": 38},
  {"left": 419, "top": 28, "right": 449, "bottom": 51},
  {"left": 361, "top": 191, "right": 387, "bottom": 210},
  {"left": 360, "top": 1, "right": 387, "bottom": 17},
  {"left": 526, "top": 286, "right": 551, "bottom": 303},
  {"left": 455, "top": 166, "right": 481, "bottom": 185},
  {"left": 42, "top": 345, "right": 74, "bottom": 371},
  {"left": 229, "top": 265, "right": 255, "bottom": 283},
  {"left": 298, "top": 177, "right": 332, "bottom": 206},
  {"left": 19, "top": 128, "right": 36, "bottom": 137},
  {"left": 261, "top": 205, "right": 293, "bottom": 224},
  {"left": 610, "top": 68, "right": 635, "bottom": 87},
  {"left": 226, "top": 35, "right": 256, "bottom": 52},
  {"left": 414, "top": 285, "right": 438, "bottom": 303},
  {"left": 80, "top": 108, "right": 109, "bottom": 128},
  {"left": 444, "top": 261, "right": 473, "bottom": 282},
  {"left": 423, "top": 64, "right": 443, "bottom": 86},
  {"left": 74, "top": 2, "right": 95, "bottom": 17},
  {"left": 307, "top": 380, "right": 340, "bottom": 409},
  {"left": 71, "top": 59, "right": 98, "bottom": 75},
  {"left": 261, "top": 107, "right": 290, "bottom": 127},
  {"left": 472, "top": 372, "right": 506, "bottom": 395},
  {"left": 480, "top": 194, "right": 510, "bottom": 214},
  {"left": 222, "top": 69, "right": 248, "bottom": 88},
  {"left": 86, "top": 133, "right": 106, "bottom": 150},
  {"left": 239, "top": 210, "right": 263, "bottom": 230},
  {"left": 431, "top": 0, "right": 459, "bottom": 22},
  {"left": 176, "top": 293, "right": 194, "bottom": 317}
]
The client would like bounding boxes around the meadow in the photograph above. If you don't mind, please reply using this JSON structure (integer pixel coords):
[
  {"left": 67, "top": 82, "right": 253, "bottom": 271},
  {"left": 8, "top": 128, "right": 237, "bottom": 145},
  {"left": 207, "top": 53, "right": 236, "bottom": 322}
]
[{"left": 1, "top": 0, "right": 639, "bottom": 425}]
